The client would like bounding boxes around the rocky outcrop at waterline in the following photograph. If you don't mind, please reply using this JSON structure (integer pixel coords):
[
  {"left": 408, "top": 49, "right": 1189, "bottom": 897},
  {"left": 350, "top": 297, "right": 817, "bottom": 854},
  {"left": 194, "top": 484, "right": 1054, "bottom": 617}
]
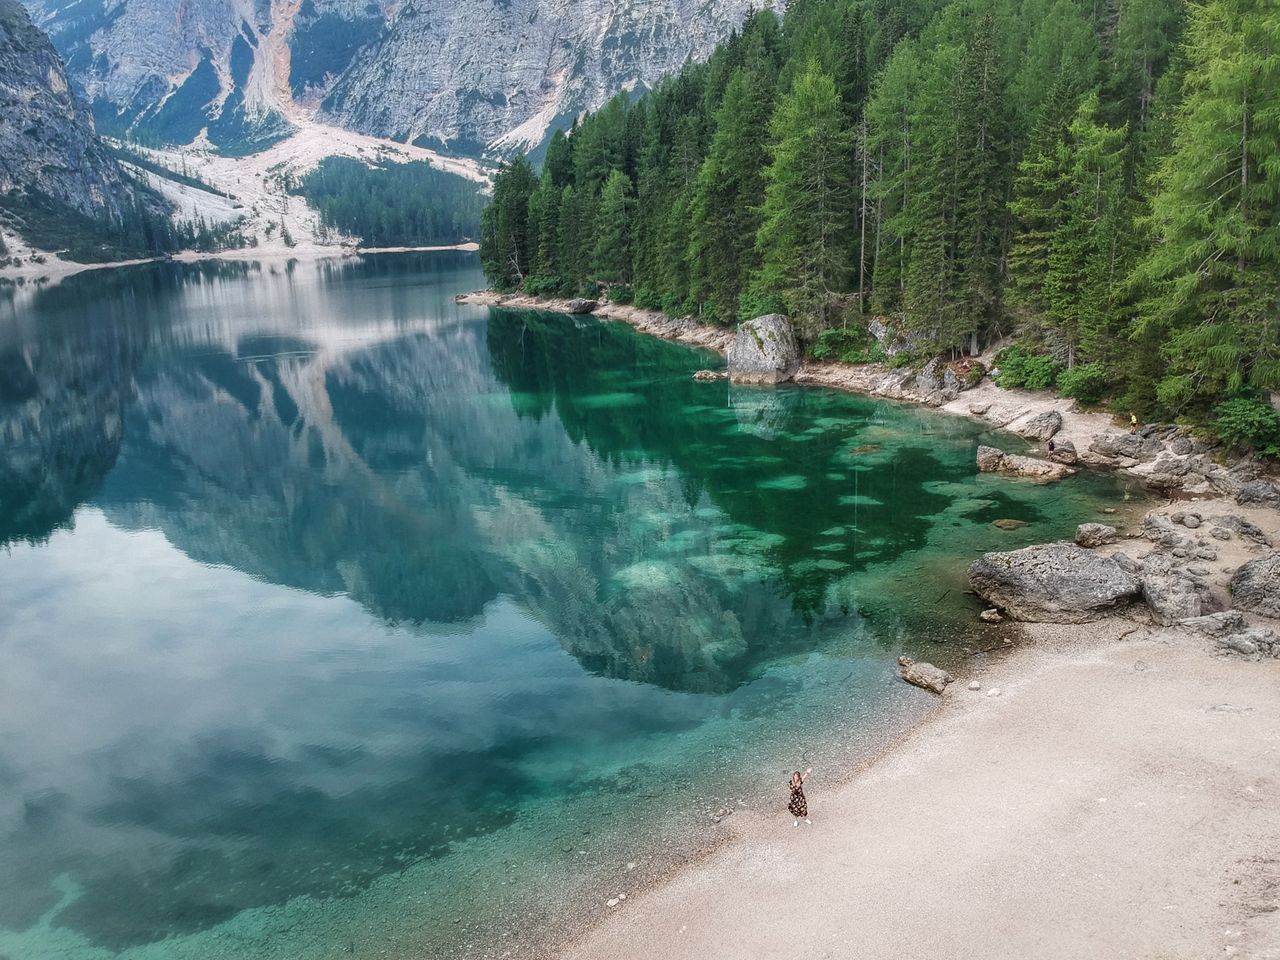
[
  {"left": 1075, "top": 523, "right": 1117, "bottom": 548},
  {"left": 968, "top": 495, "right": 1280, "bottom": 662},
  {"left": 976, "top": 445, "right": 1075, "bottom": 482},
  {"left": 968, "top": 543, "right": 1142, "bottom": 623},
  {"left": 726, "top": 314, "right": 800, "bottom": 385}
]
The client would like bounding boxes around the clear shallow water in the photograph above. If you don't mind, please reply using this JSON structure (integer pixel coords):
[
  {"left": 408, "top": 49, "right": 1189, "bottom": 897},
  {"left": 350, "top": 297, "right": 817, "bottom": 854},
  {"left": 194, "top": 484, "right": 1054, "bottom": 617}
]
[{"left": 0, "top": 253, "right": 1145, "bottom": 959}]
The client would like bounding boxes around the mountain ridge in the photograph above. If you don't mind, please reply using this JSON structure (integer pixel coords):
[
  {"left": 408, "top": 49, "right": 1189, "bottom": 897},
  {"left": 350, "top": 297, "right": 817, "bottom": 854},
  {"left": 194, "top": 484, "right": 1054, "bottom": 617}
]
[{"left": 23, "top": 0, "right": 775, "bottom": 156}]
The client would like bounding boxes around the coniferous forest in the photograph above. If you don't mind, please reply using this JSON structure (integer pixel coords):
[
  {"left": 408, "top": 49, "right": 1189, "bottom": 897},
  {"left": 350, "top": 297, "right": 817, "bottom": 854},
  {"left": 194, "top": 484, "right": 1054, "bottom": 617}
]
[
  {"left": 480, "top": 0, "right": 1280, "bottom": 453},
  {"left": 296, "top": 158, "right": 485, "bottom": 247}
]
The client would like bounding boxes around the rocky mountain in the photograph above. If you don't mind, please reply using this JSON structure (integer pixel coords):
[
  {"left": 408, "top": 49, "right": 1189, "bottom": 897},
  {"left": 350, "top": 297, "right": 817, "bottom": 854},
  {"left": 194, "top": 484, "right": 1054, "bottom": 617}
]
[
  {"left": 0, "top": 0, "right": 134, "bottom": 221},
  {"left": 23, "top": 0, "right": 774, "bottom": 156}
]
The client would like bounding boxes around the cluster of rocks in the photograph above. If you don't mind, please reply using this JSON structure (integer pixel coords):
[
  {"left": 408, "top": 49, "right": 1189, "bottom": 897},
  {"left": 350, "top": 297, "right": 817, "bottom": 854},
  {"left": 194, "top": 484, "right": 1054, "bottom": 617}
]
[
  {"left": 1082, "top": 426, "right": 1280, "bottom": 502},
  {"left": 966, "top": 510, "right": 1280, "bottom": 661}
]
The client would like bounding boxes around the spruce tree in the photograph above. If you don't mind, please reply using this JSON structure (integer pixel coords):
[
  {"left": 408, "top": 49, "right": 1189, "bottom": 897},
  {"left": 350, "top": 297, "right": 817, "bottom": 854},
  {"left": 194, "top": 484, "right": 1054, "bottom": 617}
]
[
  {"left": 1133, "top": 0, "right": 1280, "bottom": 412},
  {"left": 754, "top": 60, "right": 853, "bottom": 336},
  {"left": 592, "top": 170, "right": 635, "bottom": 283},
  {"left": 688, "top": 65, "right": 776, "bottom": 322}
]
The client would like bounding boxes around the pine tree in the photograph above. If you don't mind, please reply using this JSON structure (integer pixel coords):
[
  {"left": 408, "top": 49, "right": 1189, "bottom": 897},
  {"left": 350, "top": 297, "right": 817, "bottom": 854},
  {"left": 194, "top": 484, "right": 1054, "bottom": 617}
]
[
  {"left": 480, "top": 155, "right": 537, "bottom": 290},
  {"left": 687, "top": 65, "right": 776, "bottom": 322},
  {"left": 592, "top": 170, "right": 635, "bottom": 282},
  {"left": 1133, "top": 0, "right": 1280, "bottom": 412},
  {"left": 1044, "top": 94, "right": 1130, "bottom": 368},
  {"left": 754, "top": 60, "right": 853, "bottom": 336},
  {"left": 866, "top": 40, "right": 922, "bottom": 312}
]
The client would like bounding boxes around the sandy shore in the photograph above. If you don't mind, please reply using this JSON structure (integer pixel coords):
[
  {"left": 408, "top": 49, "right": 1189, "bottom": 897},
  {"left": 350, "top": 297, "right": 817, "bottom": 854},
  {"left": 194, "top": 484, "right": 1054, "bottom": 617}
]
[
  {"left": 563, "top": 616, "right": 1280, "bottom": 959},
  {"left": 557, "top": 496, "right": 1280, "bottom": 958}
]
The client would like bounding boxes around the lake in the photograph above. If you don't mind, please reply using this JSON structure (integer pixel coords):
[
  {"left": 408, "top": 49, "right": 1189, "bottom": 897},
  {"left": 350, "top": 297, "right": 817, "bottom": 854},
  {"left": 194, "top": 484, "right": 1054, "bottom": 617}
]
[{"left": 0, "top": 252, "right": 1143, "bottom": 959}]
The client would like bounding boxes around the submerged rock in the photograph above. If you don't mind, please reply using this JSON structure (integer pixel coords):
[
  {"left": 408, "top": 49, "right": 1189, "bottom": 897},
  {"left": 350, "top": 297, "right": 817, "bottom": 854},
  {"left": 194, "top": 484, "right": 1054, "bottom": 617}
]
[
  {"left": 897, "top": 656, "right": 953, "bottom": 695},
  {"left": 692, "top": 369, "right": 727, "bottom": 381},
  {"left": 1231, "top": 553, "right": 1280, "bottom": 618},
  {"left": 727, "top": 314, "right": 801, "bottom": 385},
  {"left": 967, "top": 543, "right": 1141, "bottom": 623},
  {"left": 993, "top": 518, "right": 1028, "bottom": 530},
  {"left": 1075, "top": 523, "right": 1117, "bottom": 548}
]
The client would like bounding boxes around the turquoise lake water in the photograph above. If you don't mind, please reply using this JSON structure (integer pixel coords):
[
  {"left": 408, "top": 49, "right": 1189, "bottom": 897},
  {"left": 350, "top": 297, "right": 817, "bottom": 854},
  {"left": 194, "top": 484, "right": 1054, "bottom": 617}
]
[{"left": 0, "top": 253, "right": 1145, "bottom": 959}]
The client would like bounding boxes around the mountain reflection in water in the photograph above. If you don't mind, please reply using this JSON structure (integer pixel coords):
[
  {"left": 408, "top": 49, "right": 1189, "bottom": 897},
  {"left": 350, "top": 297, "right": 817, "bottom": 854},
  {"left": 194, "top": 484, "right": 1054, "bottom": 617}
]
[{"left": 0, "top": 253, "right": 1138, "bottom": 956}]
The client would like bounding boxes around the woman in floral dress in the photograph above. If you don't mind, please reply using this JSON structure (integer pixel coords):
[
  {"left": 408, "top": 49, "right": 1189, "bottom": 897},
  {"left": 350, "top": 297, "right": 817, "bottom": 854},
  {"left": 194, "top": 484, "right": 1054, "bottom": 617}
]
[{"left": 788, "top": 768, "right": 812, "bottom": 826}]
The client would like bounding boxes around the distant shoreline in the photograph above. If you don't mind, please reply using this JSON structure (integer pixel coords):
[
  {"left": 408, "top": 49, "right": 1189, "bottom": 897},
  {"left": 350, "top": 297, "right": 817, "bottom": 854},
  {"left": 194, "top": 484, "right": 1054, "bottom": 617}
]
[{"left": 0, "top": 242, "right": 479, "bottom": 284}]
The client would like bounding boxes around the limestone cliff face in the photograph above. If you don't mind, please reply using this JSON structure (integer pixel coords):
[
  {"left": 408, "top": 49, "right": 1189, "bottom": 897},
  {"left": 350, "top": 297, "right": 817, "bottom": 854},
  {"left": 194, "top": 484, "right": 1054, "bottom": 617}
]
[
  {"left": 24, "top": 0, "right": 774, "bottom": 154},
  {"left": 0, "top": 0, "right": 132, "bottom": 220}
]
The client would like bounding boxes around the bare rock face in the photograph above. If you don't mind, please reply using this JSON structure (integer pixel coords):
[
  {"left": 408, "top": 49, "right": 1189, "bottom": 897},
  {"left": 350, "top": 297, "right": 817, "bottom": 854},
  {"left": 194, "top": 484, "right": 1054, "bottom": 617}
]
[
  {"left": 1231, "top": 553, "right": 1280, "bottom": 618},
  {"left": 727, "top": 315, "right": 801, "bottom": 385},
  {"left": 897, "top": 656, "right": 953, "bottom": 695},
  {"left": 565, "top": 298, "right": 598, "bottom": 314},
  {"left": 1017, "top": 410, "right": 1063, "bottom": 441},
  {"left": 28, "top": 0, "right": 768, "bottom": 154},
  {"left": 968, "top": 543, "right": 1142, "bottom": 623},
  {"left": 1075, "top": 523, "right": 1117, "bottom": 548},
  {"left": 0, "top": 2, "right": 141, "bottom": 224},
  {"left": 975, "top": 445, "right": 1075, "bottom": 482}
]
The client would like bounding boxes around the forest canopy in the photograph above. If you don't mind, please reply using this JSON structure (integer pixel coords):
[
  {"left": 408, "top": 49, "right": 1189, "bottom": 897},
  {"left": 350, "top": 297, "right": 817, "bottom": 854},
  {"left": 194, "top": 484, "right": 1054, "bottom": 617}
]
[{"left": 480, "top": 0, "right": 1280, "bottom": 445}]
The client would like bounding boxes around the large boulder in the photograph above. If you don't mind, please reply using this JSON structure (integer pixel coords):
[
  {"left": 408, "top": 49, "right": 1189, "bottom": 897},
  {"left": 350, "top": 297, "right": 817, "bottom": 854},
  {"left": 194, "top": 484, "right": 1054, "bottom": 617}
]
[
  {"left": 1075, "top": 523, "right": 1117, "bottom": 548},
  {"left": 976, "top": 445, "right": 1075, "bottom": 482},
  {"left": 968, "top": 543, "right": 1142, "bottom": 623},
  {"left": 1236, "top": 479, "right": 1280, "bottom": 505},
  {"left": 727, "top": 314, "right": 801, "bottom": 385},
  {"left": 1087, "top": 433, "right": 1165, "bottom": 463},
  {"left": 1017, "top": 410, "right": 1063, "bottom": 441},
  {"left": 1142, "top": 571, "right": 1210, "bottom": 625},
  {"left": 1049, "top": 439, "right": 1078, "bottom": 464},
  {"left": 566, "top": 298, "right": 598, "bottom": 314},
  {"left": 1231, "top": 553, "right": 1280, "bottom": 618},
  {"left": 1141, "top": 514, "right": 1191, "bottom": 549},
  {"left": 897, "top": 656, "right": 953, "bottom": 695}
]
